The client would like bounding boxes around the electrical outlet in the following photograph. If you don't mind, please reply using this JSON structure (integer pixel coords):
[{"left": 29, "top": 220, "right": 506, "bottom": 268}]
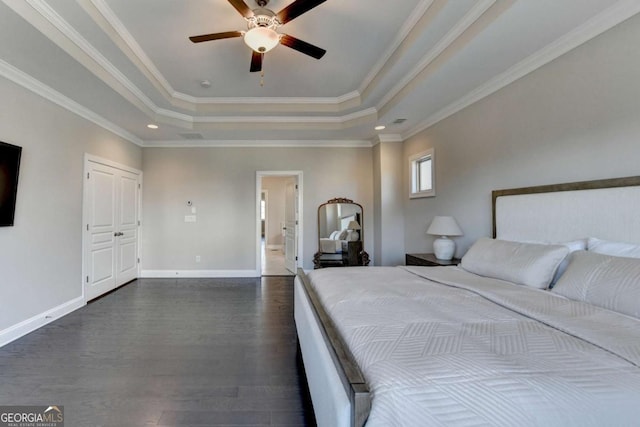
[{"left": 195, "top": 255, "right": 201, "bottom": 263}]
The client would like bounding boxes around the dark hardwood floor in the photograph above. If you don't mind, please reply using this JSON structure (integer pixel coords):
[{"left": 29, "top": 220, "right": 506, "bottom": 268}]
[{"left": 0, "top": 277, "right": 315, "bottom": 426}]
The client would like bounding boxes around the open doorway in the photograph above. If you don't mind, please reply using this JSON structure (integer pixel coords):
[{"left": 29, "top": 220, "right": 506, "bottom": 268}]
[{"left": 256, "top": 172, "right": 303, "bottom": 276}]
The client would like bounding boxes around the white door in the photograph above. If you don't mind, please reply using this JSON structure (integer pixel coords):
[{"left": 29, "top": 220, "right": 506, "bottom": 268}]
[
  {"left": 116, "top": 170, "right": 139, "bottom": 285},
  {"left": 85, "top": 159, "right": 140, "bottom": 301},
  {"left": 284, "top": 179, "right": 298, "bottom": 273},
  {"left": 86, "top": 163, "right": 117, "bottom": 300}
]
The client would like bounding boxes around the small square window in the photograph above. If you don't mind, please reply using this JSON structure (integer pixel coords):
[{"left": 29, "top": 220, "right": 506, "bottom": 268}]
[{"left": 409, "top": 148, "right": 435, "bottom": 198}]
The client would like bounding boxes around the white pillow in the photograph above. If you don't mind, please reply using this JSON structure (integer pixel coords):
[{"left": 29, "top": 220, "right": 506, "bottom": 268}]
[
  {"left": 329, "top": 230, "right": 340, "bottom": 240},
  {"left": 588, "top": 237, "right": 640, "bottom": 258},
  {"left": 461, "top": 238, "right": 569, "bottom": 289},
  {"left": 516, "top": 239, "right": 587, "bottom": 287},
  {"left": 552, "top": 251, "right": 640, "bottom": 318},
  {"left": 337, "top": 229, "right": 349, "bottom": 240},
  {"left": 552, "top": 239, "right": 588, "bottom": 286}
]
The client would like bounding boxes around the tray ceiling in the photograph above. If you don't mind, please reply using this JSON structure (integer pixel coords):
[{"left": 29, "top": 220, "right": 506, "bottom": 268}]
[{"left": 1, "top": 0, "right": 638, "bottom": 146}]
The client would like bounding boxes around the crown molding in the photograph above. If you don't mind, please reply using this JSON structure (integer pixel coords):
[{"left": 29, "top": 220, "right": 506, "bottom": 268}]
[
  {"left": 6, "top": 0, "right": 380, "bottom": 130},
  {"left": 5, "top": 0, "right": 159, "bottom": 119},
  {"left": 359, "top": 0, "right": 435, "bottom": 95},
  {"left": 76, "top": 0, "right": 444, "bottom": 115},
  {"left": 80, "top": 0, "right": 366, "bottom": 114},
  {"left": 173, "top": 90, "right": 361, "bottom": 106},
  {"left": 404, "top": 0, "right": 640, "bottom": 140},
  {"left": 82, "top": 0, "right": 175, "bottom": 99},
  {"left": 192, "top": 108, "right": 377, "bottom": 124},
  {"left": 376, "top": 0, "right": 496, "bottom": 113},
  {"left": 0, "top": 52, "right": 375, "bottom": 148},
  {"left": 142, "top": 139, "right": 374, "bottom": 148},
  {"left": 0, "top": 59, "right": 143, "bottom": 146},
  {"left": 375, "top": 134, "right": 404, "bottom": 145}
]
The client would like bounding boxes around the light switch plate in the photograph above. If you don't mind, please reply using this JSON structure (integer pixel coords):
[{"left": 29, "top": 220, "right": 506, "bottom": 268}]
[
  {"left": 191, "top": 206, "right": 197, "bottom": 214},
  {"left": 184, "top": 215, "right": 197, "bottom": 223}
]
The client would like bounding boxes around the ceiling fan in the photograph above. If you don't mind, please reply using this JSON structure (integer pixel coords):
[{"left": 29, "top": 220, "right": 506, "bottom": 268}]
[{"left": 189, "top": 0, "right": 327, "bottom": 73}]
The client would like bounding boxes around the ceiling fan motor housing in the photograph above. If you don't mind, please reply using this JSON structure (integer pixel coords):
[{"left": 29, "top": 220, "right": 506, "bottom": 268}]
[{"left": 247, "top": 8, "right": 280, "bottom": 29}]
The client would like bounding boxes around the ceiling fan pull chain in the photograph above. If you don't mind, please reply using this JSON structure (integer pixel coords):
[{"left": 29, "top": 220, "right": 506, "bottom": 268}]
[{"left": 261, "top": 69, "right": 265, "bottom": 87}]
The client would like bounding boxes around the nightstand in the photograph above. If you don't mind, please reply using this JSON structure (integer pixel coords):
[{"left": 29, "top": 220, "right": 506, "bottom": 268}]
[{"left": 405, "top": 253, "right": 460, "bottom": 267}]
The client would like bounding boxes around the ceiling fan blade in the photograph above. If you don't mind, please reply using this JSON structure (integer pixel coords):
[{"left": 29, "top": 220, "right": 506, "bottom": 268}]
[
  {"left": 276, "top": 0, "right": 326, "bottom": 24},
  {"left": 189, "top": 31, "right": 243, "bottom": 43},
  {"left": 250, "top": 51, "right": 263, "bottom": 72},
  {"left": 227, "top": 0, "right": 254, "bottom": 18},
  {"left": 280, "top": 34, "right": 326, "bottom": 59}
]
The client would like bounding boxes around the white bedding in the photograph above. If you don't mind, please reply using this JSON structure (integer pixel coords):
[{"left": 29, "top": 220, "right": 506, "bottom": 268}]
[
  {"left": 306, "top": 266, "right": 640, "bottom": 427},
  {"left": 320, "top": 237, "right": 343, "bottom": 253}
]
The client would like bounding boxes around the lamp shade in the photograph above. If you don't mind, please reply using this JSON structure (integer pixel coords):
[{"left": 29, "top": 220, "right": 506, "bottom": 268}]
[
  {"left": 426, "top": 216, "right": 463, "bottom": 237},
  {"left": 244, "top": 27, "right": 280, "bottom": 53},
  {"left": 347, "top": 220, "right": 361, "bottom": 230}
]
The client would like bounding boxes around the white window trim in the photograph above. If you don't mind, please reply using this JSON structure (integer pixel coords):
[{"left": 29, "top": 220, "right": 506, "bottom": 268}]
[{"left": 409, "top": 148, "right": 435, "bottom": 199}]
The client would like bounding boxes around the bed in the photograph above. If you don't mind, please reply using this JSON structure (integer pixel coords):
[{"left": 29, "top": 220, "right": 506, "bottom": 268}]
[
  {"left": 319, "top": 214, "right": 362, "bottom": 254},
  {"left": 295, "top": 176, "right": 640, "bottom": 426}
]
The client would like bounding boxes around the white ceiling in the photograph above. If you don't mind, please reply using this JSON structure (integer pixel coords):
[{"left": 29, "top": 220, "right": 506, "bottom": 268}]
[{"left": 1, "top": 0, "right": 638, "bottom": 147}]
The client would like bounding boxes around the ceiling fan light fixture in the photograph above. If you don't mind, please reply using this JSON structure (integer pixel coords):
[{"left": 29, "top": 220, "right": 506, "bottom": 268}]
[{"left": 244, "top": 26, "right": 280, "bottom": 53}]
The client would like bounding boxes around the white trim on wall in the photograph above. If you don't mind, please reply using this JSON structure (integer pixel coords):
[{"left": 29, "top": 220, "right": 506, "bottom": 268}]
[
  {"left": 262, "top": 189, "right": 269, "bottom": 244},
  {"left": 0, "top": 297, "right": 85, "bottom": 348},
  {"left": 140, "top": 270, "right": 259, "bottom": 278}
]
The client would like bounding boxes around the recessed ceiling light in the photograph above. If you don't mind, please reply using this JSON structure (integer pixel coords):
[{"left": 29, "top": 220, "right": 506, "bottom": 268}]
[
  {"left": 374, "top": 125, "right": 386, "bottom": 131},
  {"left": 147, "top": 124, "right": 158, "bottom": 129}
]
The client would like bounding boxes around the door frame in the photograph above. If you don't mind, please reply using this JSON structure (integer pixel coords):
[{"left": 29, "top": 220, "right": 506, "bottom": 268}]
[
  {"left": 261, "top": 189, "right": 268, "bottom": 243},
  {"left": 82, "top": 154, "right": 143, "bottom": 302},
  {"left": 256, "top": 171, "right": 303, "bottom": 276}
]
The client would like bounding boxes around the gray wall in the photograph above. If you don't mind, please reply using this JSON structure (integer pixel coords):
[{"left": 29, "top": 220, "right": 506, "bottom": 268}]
[
  {"left": 373, "top": 141, "right": 405, "bottom": 266},
  {"left": 141, "top": 147, "right": 373, "bottom": 272},
  {"left": 0, "top": 77, "right": 141, "bottom": 331},
  {"left": 403, "top": 13, "right": 640, "bottom": 259}
]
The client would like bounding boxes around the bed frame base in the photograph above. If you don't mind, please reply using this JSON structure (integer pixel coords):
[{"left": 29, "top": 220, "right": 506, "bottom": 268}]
[{"left": 295, "top": 269, "right": 370, "bottom": 427}]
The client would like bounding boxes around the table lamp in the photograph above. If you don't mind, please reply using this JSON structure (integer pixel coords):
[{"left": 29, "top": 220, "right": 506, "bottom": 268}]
[
  {"left": 426, "top": 216, "right": 463, "bottom": 260},
  {"left": 347, "top": 220, "right": 361, "bottom": 240}
]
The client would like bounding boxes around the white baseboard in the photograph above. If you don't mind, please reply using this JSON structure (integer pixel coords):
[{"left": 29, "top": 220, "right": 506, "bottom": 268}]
[
  {"left": 0, "top": 296, "right": 85, "bottom": 348},
  {"left": 141, "top": 270, "right": 260, "bottom": 278}
]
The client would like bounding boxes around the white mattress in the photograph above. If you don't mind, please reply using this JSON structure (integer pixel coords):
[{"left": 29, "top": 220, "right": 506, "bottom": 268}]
[{"left": 306, "top": 266, "right": 640, "bottom": 427}]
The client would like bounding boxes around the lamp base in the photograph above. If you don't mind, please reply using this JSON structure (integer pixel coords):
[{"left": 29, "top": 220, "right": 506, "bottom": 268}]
[{"left": 433, "top": 236, "right": 455, "bottom": 260}]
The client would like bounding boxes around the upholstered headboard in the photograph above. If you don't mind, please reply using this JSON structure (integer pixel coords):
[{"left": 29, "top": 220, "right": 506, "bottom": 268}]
[{"left": 492, "top": 176, "right": 640, "bottom": 244}]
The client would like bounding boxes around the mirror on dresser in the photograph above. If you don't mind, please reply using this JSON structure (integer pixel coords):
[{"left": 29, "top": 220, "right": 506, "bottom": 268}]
[{"left": 313, "top": 198, "right": 370, "bottom": 268}]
